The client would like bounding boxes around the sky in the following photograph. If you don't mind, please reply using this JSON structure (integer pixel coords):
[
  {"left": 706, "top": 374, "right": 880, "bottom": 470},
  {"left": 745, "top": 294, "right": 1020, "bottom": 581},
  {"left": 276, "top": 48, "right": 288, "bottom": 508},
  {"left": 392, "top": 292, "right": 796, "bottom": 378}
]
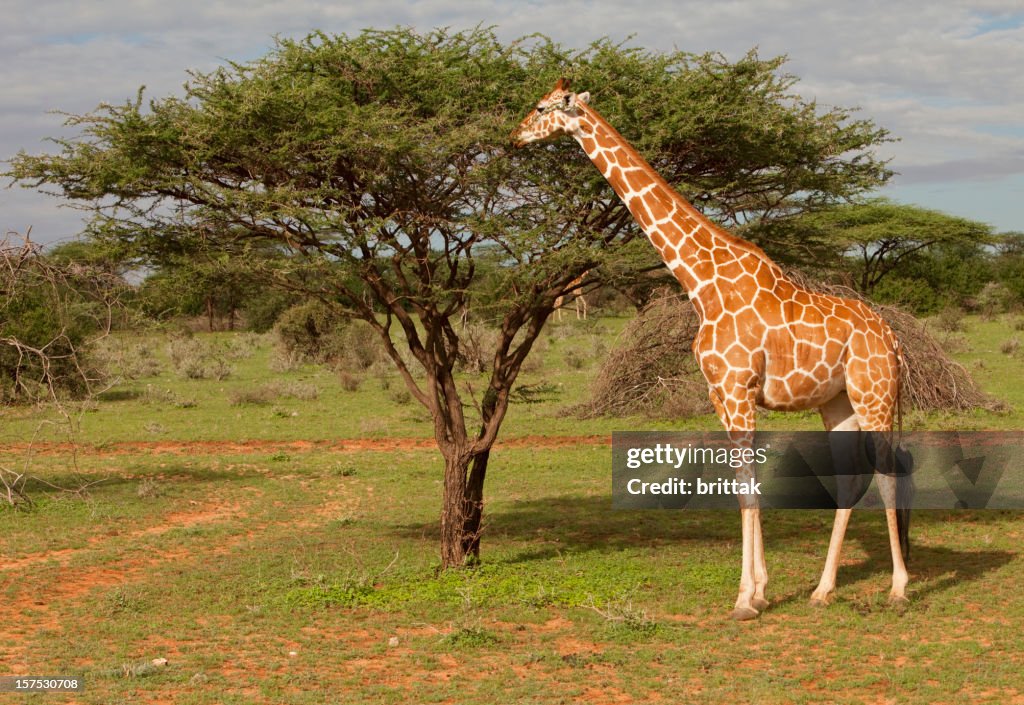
[{"left": 2, "top": 0, "right": 1022, "bottom": 248}]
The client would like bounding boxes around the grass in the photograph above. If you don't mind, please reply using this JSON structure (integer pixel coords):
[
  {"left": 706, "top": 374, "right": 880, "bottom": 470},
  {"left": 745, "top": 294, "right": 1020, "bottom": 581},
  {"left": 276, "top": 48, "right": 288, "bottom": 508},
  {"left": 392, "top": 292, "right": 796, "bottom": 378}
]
[
  {"left": 1, "top": 313, "right": 1023, "bottom": 703},
  {"left": 2, "top": 445, "right": 1022, "bottom": 703}
]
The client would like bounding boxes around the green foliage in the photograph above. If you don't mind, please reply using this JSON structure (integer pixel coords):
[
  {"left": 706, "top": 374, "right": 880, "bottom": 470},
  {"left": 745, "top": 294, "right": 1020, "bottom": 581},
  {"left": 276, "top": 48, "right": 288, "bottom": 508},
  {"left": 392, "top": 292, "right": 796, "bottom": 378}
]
[
  {"left": 993, "top": 232, "right": 1024, "bottom": 306},
  {"left": 273, "top": 300, "right": 348, "bottom": 364},
  {"left": 5, "top": 28, "right": 893, "bottom": 321},
  {"left": 441, "top": 626, "right": 501, "bottom": 649},
  {"left": 781, "top": 199, "right": 994, "bottom": 298},
  {"left": 135, "top": 247, "right": 291, "bottom": 331}
]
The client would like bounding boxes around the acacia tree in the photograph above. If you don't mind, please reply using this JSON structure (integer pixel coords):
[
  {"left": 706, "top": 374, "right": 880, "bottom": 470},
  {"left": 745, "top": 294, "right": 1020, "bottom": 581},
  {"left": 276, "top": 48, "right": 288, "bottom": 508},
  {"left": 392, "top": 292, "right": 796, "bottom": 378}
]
[
  {"left": 6, "top": 28, "right": 892, "bottom": 567},
  {"left": 781, "top": 198, "right": 994, "bottom": 294}
]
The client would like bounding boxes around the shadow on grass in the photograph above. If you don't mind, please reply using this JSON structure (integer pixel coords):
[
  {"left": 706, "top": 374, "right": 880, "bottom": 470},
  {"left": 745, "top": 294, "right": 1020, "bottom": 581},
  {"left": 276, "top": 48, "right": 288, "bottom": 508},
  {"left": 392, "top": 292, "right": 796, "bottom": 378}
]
[
  {"left": 20, "top": 463, "right": 257, "bottom": 495},
  {"left": 95, "top": 389, "right": 143, "bottom": 402},
  {"left": 392, "top": 494, "right": 1018, "bottom": 602}
]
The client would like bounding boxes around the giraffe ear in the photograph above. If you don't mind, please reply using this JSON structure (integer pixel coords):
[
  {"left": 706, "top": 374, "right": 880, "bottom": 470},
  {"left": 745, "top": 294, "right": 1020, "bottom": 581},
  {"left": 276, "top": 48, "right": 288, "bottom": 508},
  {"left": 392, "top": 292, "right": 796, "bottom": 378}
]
[{"left": 575, "top": 91, "right": 590, "bottom": 105}]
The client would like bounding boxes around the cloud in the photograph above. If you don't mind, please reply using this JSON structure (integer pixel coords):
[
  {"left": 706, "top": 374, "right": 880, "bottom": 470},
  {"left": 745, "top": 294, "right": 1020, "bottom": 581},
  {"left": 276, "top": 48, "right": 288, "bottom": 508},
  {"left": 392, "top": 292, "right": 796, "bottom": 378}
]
[
  {"left": 895, "top": 150, "right": 1024, "bottom": 184},
  {"left": 2, "top": 0, "right": 1022, "bottom": 241}
]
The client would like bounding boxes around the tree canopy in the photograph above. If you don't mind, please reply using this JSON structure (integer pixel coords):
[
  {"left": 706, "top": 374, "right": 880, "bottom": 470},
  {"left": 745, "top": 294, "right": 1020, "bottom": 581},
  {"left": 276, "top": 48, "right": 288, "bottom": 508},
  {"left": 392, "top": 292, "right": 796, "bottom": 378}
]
[
  {"left": 784, "top": 198, "right": 995, "bottom": 295},
  {"left": 5, "top": 27, "right": 895, "bottom": 566}
]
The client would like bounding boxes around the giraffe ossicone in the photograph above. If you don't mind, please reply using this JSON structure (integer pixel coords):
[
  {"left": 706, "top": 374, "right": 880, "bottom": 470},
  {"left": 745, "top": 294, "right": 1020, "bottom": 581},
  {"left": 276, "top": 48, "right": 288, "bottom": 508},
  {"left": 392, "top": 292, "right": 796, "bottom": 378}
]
[{"left": 513, "top": 78, "right": 910, "bottom": 620}]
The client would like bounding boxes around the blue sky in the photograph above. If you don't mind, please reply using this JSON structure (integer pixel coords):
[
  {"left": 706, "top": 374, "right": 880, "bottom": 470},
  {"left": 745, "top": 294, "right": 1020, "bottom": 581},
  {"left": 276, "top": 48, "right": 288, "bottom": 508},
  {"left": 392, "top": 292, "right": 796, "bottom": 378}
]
[{"left": 2, "top": 0, "right": 1022, "bottom": 247}]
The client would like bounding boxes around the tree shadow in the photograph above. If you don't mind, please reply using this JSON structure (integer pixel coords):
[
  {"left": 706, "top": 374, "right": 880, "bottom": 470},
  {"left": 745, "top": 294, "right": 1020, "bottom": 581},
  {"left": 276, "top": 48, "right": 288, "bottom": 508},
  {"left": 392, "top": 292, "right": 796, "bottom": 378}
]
[
  {"left": 820, "top": 509, "right": 1016, "bottom": 602},
  {"left": 19, "top": 463, "right": 258, "bottom": 495},
  {"left": 391, "top": 494, "right": 1018, "bottom": 601}
]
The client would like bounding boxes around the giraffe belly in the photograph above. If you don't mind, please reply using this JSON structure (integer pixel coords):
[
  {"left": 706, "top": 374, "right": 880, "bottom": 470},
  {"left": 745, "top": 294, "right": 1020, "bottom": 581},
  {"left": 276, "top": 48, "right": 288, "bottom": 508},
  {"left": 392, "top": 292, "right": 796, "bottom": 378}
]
[{"left": 758, "top": 351, "right": 846, "bottom": 412}]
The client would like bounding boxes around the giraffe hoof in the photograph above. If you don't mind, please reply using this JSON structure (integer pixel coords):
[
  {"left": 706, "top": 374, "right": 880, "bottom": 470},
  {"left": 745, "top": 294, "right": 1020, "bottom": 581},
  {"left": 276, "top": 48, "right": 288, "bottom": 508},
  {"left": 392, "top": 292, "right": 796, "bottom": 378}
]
[
  {"left": 888, "top": 595, "right": 910, "bottom": 612},
  {"left": 730, "top": 606, "right": 760, "bottom": 621},
  {"left": 809, "top": 596, "right": 830, "bottom": 609},
  {"left": 751, "top": 597, "right": 770, "bottom": 612}
]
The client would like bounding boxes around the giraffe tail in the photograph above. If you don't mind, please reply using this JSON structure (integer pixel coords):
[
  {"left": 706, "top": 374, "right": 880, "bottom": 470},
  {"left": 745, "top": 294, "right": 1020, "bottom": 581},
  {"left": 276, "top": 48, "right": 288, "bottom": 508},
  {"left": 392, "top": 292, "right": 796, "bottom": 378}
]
[{"left": 893, "top": 336, "right": 912, "bottom": 564}]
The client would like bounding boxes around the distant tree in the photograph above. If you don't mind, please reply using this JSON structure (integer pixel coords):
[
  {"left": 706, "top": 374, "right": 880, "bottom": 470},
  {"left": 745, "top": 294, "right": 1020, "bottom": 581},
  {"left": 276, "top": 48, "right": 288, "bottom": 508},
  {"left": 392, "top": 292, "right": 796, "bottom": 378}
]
[
  {"left": 993, "top": 232, "right": 1024, "bottom": 307},
  {"left": 871, "top": 240, "right": 994, "bottom": 314},
  {"left": 787, "top": 199, "right": 994, "bottom": 295},
  {"left": 5, "top": 28, "right": 893, "bottom": 567},
  {"left": 137, "top": 252, "right": 252, "bottom": 330}
]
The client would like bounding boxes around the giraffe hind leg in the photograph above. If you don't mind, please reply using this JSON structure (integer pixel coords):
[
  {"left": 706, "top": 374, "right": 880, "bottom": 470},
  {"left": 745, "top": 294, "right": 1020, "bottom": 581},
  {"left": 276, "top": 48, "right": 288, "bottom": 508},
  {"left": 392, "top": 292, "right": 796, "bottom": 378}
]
[
  {"left": 810, "top": 392, "right": 859, "bottom": 606},
  {"left": 811, "top": 392, "right": 910, "bottom": 608}
]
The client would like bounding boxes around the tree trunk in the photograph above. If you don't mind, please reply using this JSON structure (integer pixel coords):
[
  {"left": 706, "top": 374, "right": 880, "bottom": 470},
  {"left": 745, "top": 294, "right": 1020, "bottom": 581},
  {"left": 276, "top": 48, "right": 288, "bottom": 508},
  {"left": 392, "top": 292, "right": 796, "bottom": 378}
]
[
  {"left": 440, "top": 450, "right": 470, "bottom": 568},
  {"left": 461, "top": 449, "right": 489, "bottom": 560},
  {"left": 206, "top": 296, "right": 215, "bottom": 332},
  {"left": 439, "top": 447, "right": 489, "bottom": 568}
]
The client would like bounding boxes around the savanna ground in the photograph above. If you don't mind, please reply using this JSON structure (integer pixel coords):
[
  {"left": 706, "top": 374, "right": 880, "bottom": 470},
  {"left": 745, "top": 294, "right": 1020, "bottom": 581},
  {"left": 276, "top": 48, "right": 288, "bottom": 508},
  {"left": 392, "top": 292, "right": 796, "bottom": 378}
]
[{"left": 2, "top": 314, "right": 1023, "bottom": 704}]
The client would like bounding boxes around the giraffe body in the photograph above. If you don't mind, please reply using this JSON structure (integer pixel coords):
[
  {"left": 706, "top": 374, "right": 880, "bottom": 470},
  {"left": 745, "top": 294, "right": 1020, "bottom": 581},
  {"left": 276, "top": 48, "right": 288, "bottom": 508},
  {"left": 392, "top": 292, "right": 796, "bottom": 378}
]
[
  {"left": 555, "top": 270, "right": 589, "bottom": 321},
  {"left": 513, "top": 79, "right": 908, "bottom": 618}
]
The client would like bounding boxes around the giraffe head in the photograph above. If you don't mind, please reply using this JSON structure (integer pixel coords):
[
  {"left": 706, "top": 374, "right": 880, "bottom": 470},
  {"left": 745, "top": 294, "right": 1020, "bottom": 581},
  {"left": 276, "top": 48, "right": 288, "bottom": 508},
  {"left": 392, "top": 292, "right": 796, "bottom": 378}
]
[{"left": 511, "top": 78, "right": 590, "bottom": 147}]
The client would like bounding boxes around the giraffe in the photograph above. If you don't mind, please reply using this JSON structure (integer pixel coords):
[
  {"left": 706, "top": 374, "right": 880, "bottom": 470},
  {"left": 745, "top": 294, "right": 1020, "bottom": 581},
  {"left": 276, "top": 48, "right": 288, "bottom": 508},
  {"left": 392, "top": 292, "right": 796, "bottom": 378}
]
[
  {"left": 555, "top": 270, "right": 590, "bottom": 321},
  {"left": 512, "top": 78, "right": 909, "bottom": 620}
]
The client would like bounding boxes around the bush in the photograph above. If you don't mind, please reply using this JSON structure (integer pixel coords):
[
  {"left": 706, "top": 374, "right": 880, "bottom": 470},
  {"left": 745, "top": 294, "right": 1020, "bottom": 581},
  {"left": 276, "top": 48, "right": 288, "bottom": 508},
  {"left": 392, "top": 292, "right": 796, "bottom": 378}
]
[
  {"left": 338, "top": 371, "right": 361, "bottom": 392},
  {"left": 1, "top": 239, "right": 109, "bottom": 402},
  {"left": 89, "top": 338, "right": 162, "bottom": 385},
  {"left": 274, "top": 301, "right": 387, "bottom": 375},
  {"left": 274, "top": 300, "right": 348, "bottom": 364},
  {"left": 336, "top": 322, "right": 384, "bottom": 372},
  {"left": 243, "top": 290, "right": 301, "bottom": 333},
  {"left": 975, "top": 282, "right": 1013, "bottom": 320},
  {"left": 934, "top": 306, "right": 966, "bottom": 333},
  {"left": 457, "top": 322, "right": 498, "bottom": 374},
  {"left": 166, "top": 336, "right": 233, "bottom": 380}
]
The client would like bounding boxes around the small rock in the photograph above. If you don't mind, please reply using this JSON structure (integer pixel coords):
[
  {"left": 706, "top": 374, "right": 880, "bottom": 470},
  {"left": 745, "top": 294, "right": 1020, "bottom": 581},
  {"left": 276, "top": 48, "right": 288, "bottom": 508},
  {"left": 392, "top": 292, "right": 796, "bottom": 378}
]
[
  {"left": 387, "top": 636, "right": 399, "bottom": 648},
  {"left": 288, "top": 651, "right": 298, "bottom": 657},
  {"left": 151, "top": 658, "right": 168, "bottom": 668}
]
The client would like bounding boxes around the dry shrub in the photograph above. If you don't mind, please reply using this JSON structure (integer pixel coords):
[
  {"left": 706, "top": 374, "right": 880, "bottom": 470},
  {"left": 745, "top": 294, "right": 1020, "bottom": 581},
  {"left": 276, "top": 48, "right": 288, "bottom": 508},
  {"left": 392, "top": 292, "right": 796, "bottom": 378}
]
[
  {"left": 875, "top": 302, "right": 1000, "bottom": 412},
  {"left": 582, "top": 278, "right": 1000, "bottom": 419},
  {"left": 976, "top": 282, "right": 1013, "bottom": 320},
  {"left": 457, "top": 322, "right": 498, "bottom": 374},
  {"left": 580, "top": 291, "right": 712, "bottom": 418},
  {"left": 1001, "top": 338, "right": 1021, "bottom": 356},
  {"left": 929, "top": 331, "right": 970, "bottom": 355},
  {"left": 269, "top": 346, "right": 304, "bottom": 373},
  {"left": 95, "top": 339, "right": 163, "bottom": 380},
  {"left": 229, "top": 380, "right": 320, "bottom": 405},
  {"left": 229, "top": 386, "right": 279, "bottom": 406},
  {"left": 564, "top": 350, "right": 585, "bottom": 370},
  {"left": 934, "top": 306, "right": 966, "bottom": 333},
  {"left": 166, "top": 335, "right": 233, "bottom": 380},
  {"left": 279, "top": 380, "right": 319, "bottom": 400},
  {"left": 338, "top": 371, "right": 361, "bottom": 392},
  {"left": 224, "top": 333, "right": 263, "bottom": 360}
]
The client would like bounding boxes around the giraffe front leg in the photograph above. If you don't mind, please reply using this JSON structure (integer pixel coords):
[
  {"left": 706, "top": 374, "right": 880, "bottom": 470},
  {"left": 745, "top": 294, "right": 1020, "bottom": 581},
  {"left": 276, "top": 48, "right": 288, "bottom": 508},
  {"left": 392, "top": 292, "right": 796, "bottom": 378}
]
[
  {"left": 731, "top": 504, "right": 761, "bottom": 621},
  {"left": 709, "top": 387, "right": 764, "bottom": 621}
]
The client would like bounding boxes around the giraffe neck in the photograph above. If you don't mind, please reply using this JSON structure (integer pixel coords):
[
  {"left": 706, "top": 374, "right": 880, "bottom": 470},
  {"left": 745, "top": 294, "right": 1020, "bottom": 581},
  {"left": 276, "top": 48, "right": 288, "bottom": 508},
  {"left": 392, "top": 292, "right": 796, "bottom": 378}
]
[{"left": 572, "top": 104, "right": 778, "bottom": 308}]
